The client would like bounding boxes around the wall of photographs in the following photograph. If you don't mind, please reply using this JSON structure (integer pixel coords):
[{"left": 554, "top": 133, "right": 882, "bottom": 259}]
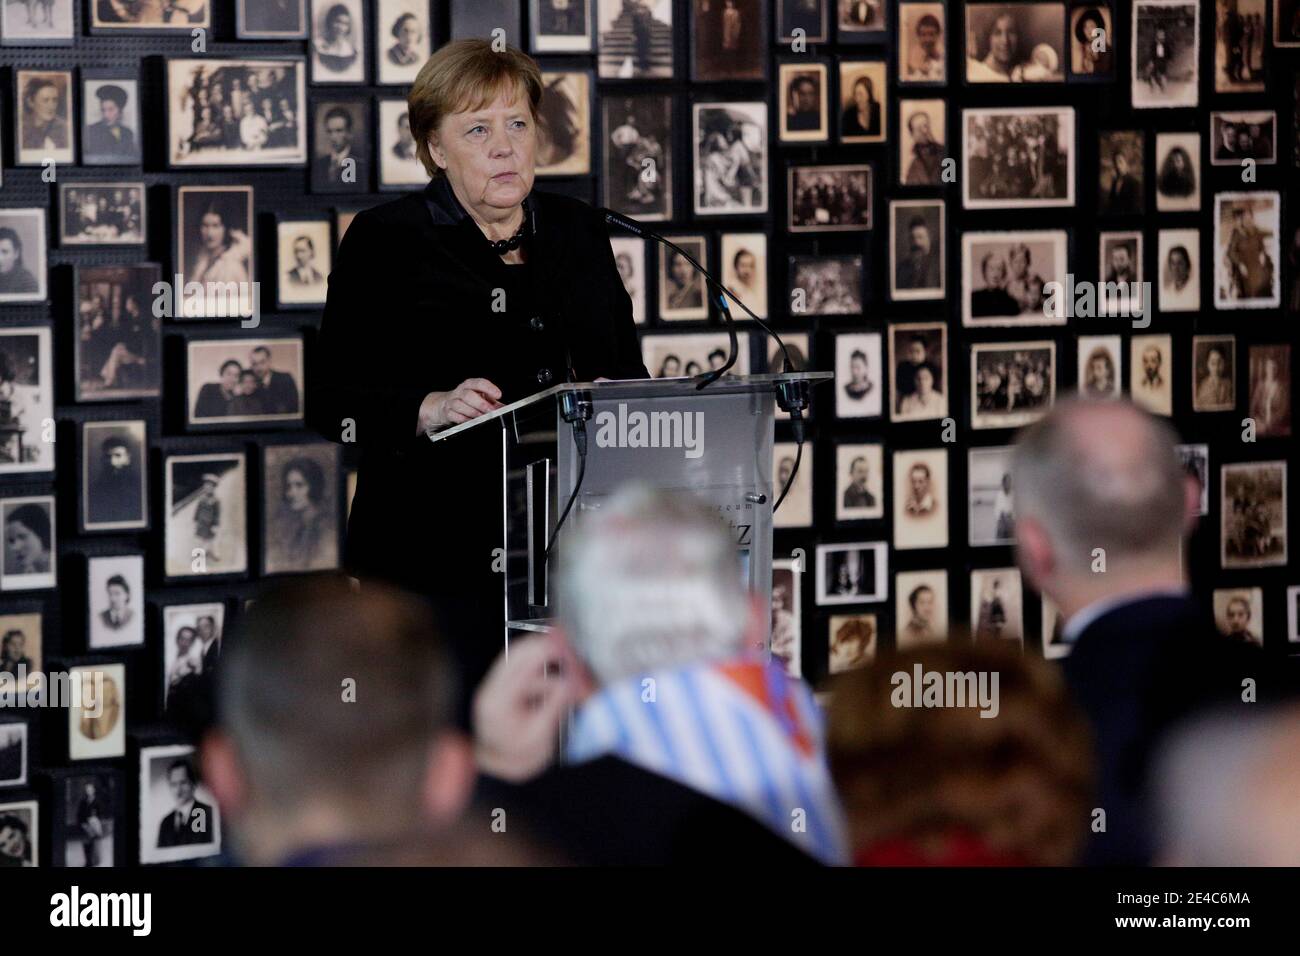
[{"left": 0, "top": 0, "right": 1296, "bottom": 866}]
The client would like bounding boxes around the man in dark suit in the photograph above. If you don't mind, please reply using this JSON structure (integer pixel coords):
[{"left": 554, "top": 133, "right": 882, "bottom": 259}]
[
  {"left": 1011, "top": 399, "right": 1281, "bottom": 865},
  {"left": 312, "top": 105, "right": 370, "bottom": 193},
  {"left": 248, "top": 346, "right": 299, "bottom": 414},
  {"left": 83, "top": 84, "right": 137, "bottom": 162},
  {"left": 156, "top": 759, "right": 215, "bottom": 848}
]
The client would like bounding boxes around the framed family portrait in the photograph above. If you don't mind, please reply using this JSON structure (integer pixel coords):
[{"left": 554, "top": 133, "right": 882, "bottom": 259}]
[
  {"left": 835, "top": 443, "right": 884, "bottom": 521},
  {"left": 138, "top": 744, "right": 222, "bottom": 865},
  {"left": 164, "top": 452, "right": 248, "bottom": 579},
  {"left": 773, "top": 442, "right": 813, "bottom": 528},
  {"left": 175, "top": 185, "right": 256, "bottom": 320},
  {"left": 0, "top": 0, "right": 73, "bottom": 44},
  {"left": 536, "top": 71, "right": 592, "bottom": 177},
  {"left": 14, "top": 69, "right": 74, "bottom": 166},
  {"left": 311, "top": 0, "right": 367, "bottom": 84},
  {"left": 238, "top": 0, "right": 308, "bottom": 39},
  {"left": 59, "top": 182, "right": 145, "bottom": 247},
  {"left": 778, "top": 61, "right": 829, "bottom": 143},
  {"left": 597, "top": 0, "right": 673, "bottom": 78},
  {"left": 602, "top": 94, "right": 672, "bottom": 221},
  {"left": 961, "top": 230, "right": 1068, "bottom": 326},
  {"left": 971, "top": 341, "right": 1056, "bottom": 430},
  {"left": 81, "top": 420, "right": 149, "bottom": 533},
  {"left": 312, "top": 98, "right": 372, "bottom": 193},
  {"left": 693, "top": 102, "right": 768, "bottom": 216},
  {"left": 378, "top": 98, "right": 430, "bottom": 190},
  {"left": 720, "top": 233, "right": 768, "bottom": 319},
  {"left": 658, "top": 235, "right": 709, "bottom": 321},
  {"left": 691, "top": 0, "right": 766, "bottom": 81},
  {"left": 162, "top": 603, "right": 224, "bottom": 722},
  {"left": 263, "top": 443, "right": 342, "bottom": 575},
  {"left": 81, "top": 74, "right": 142, "bottom": 166},
  {"left": 531, "top": 0, "right": 595, "bottom": 53},
  {"left": 889, "top": 199, "right": 944, "bottom": 301},
  {"left": 75, "top": 264, "right": 161, "bottom": 402},
  {"left": 968, "top": 445, "right": 1016, "bottom": 546},
  {"left": 0, "top": 327, "right": 54, "bottom": 475},
  {"left": 1210, "top": 111, "right": 1276, "bottom": 166},
  {"left": 87, "top": 555, "right": 145, "bottom": 650},
  {"left": 789, "top": 255, "right": 863, "bottom": 316},
  {"left": 276, "top": 219, "right": 332, "bottom": 308},
  {"left": 898, "top": 99, "right": 946, "bottom": 185},
  {"left": 1220, "top": 461, "right": 1287, "bottom": 568},
  {"left": 963, "top": 106, "right": 1075, "bottom": 208},
  {"left": 898, "top": 2, "right": 945, "bottom": 80},
  {"left": 894, "top": 448, "right": 948, "bottom": 550},
  {"left": 788, "top": 164, "right": 872, "bottom": 232},
  {"left": 889, "top": 321, "right": 947, "bottom": 422},
  {"left": 376, "top": 0, "right": 433, "bottom": 85},
  {"left": 835, "top": 332, "right": 883, "bottom": 419},
  {"left": 896, "top": 570, "right": 947, "bottom": 647},
  {"left": 1213, "top": 191, "right": 1280, "bottom": 310},
  {"left": 1131, "top": 0, "right": 1199, "bottom": 109},
  {"left": 816, "top": 542, "right": 887, "bottom": 605},
  {"left": 167, "top": 58, "right": 308, "bottom": 167},
  {"left": 837, "top": 61, "right": 887, "bottom": 143},
  {"left": 965, "top": 3, "right": 1066, "bottom": 82},
  {"left": 642, "top": 332, "right": 751, "bottom": 379},
  {"left": 68, "top": 662, "right": 125, "bottom": 761},
  {"left": 187, "top": 337, "right": 305, "bottom": 428},
  {"left": 91, "top": 0, "right": 209, "bottom": 32}
]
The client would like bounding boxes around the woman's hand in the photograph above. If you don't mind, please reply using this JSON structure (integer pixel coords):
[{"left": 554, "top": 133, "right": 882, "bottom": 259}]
[{"left": 417, "top": 377, "right": 504, "bottom": 434}]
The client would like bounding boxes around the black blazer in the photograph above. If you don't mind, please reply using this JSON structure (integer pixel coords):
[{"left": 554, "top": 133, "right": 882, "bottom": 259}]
[{"left": 157, "top": 801, "right": 215, "bottom": 848}]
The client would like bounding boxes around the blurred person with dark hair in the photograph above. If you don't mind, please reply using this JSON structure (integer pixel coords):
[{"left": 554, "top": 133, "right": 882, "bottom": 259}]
[
  {"left": 827, "top": 642, "right": 1093, "bottom": 865},
  {"left": 474, "top": 485, "right": 841, "bottom": 864},
  {"left": 1010, "top": 398, "right": 1272, "bottom": 865}
]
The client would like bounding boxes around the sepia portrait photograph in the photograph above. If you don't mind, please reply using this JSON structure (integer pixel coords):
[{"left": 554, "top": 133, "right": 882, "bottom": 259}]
[
  {"left": 162, "top": 603, "right": 223, "bottom": 722},
  {"left": 59, "top": 183, "right": 145, "bottom": 246},
  {"left": 778, "top": 0, "right": 828, "bottom": 43},
  {"left": 311, "top": 99, "right": 371, "bottom": 193},
  {"left": 378, "top": 98, "right": 430, "bottom": 190},
  {"left": 164, "top": 452, "right": 248, "bottom": 579},
  {"left": 1221, "top": 460, "right": 1287, "bottom": 568},
  {"left": 15, "top": 69, "right": 74, "bottom": 166},
  {"left": 835, "top": 332, "right": 883, "bottom": 419},
  {"left": 1213, "top": 191, "right": 1280, "bottom": 309},
  {"left": 167, "top": 58, "right": 307, "bottom": 167},
  {"left": 0, "top": 722, "right": 26, "bottom": 789},
  {"left": 238, "top": 0, "right": 307, "bottom": 38},
  {"left": 1191, "top": 334, "right": 1235, "bottom": 412},
  {"left": 1212, "top": 588, "right": 1264, "bottom": 646},
  {"left": 91, "top": 0, "right": 209, "bottom": 31},
  {"left": 1, "top": 0, "right": 73, "bottom": 43},
  {"left": 1154, "top": 131, "right": 1200, "bottom": 211},
  {"left": 1213, "top": 0, "right": 1265, "bottom": 93},
  {"left": 971, "top": 341, "right": 1056, "bottom": 430},
  {"left": 75, "top": 264, "right": 161, "bottom": 402},
  {"left": 58, "top": 772, "right": 118, "bottom": 867},
  {"left": 966, "top": 3, "right": 1066, "bottom": 82},
  {"left": 597, "top": 0, "right": 674, "bottom": 78},
  {"left": 828, "top": 614, "right": 876, "bottom": 674},
  {"left": 1130, "top": 334, "right": 1173, "bottom": 416},
  {"left": 311, "top": 0, "right": 367, "bottom": 84},
  {"left": 778, "top": 61, "right": 829, "bottom": 143},
  {"left": 889, "top": 321, "right": 946, "bottom": 422},
  {"left": 789, "top": 255, "right": 863, "bottom": 316},
  {"left": 263, "top": 442, "right": 341, "bottom": 575},
  {"left": 376, "top": 0, "right": 432, "bottom": 85},
  {"left": 1098, "top": 130, "right": 1144, "bottom": 216},
  {"left": 693, "top": 101, "right": 767, "bottom": 216},
  {"left": 899, "top": 2, "right": 945, "bottom": 81},
  {"left": 1248, "top": 344, "right": 1291, "bottom": 437},
  {"left": 895, "top": 569, "right": 947, "bottom": 648},
  {"left": 836, "top": 443, "right": 884, "bottom": 522},
  {"left": 963, "top": 106, "right": 1074, "bottom": 208},
  {"left": 176, "top": 185, "right": 255, "bottom": 319},
  {"left": 1131, "top": 0, "right": 1199, "bottom": 109},
  {"left": 788, "top": 164, "right": 872, "bottom": 232},
  {"left": 1210, "top": 110, "right": 1276, "bottom": 166},
  {"left": 890, "top": 199, "right": 944, "bottom": 301},
  {"left": 81, "top": 420, "right": 148, "bottom": 532},
  {"left": 1098, "top": 231, "right": 1142, "bottom": 317},
  {"left": 188, "top": 338, "right": 304, "bottom": 427},
  {"left": 968, "top": 445, "right": 1016, "bottom": 546},
  {"left": 840, "top": 0, "right": 886, "bottom": 39},
  {"left": 80, "top": 76, "right": 141, "bottom": 165},
  {"left": 603, "top": 95, "right": 672, "bottom": 221},
  {"left": 139, "top": 744, "right": 222, "bottom": 865},
  {"left": 657, "top": 235, "right": 709, "bottom": 321},
  {"left": 0, "top": 209, "right": 46, "bottom": 304},
  {"left": 1077, "top": 334, "right": 1122, "bottom": 400},
  {"left": 898, "top": 99, "right": 945, "bottom": 185},
  {"left": 816, "top": 541, "right": 887, "bottom": 605},
  {"left": 0, "top": 612, "right": 41, "bottom": 691},
  {"left": 0, "top": 328, "right": 53, "bottom": 475},
  {"left": 773, "top": 441, "right": 813, "bottom": 528},
  {"left": 87, "top": 555, "right": 145, "bottom": 650},
  {"left": 610, "top": 235, "right": 647, "bottom": 323},
  {"left": 1176, "top": 443, "right": 1209, "bottom": 515},
  {"left": 971, "top": 568, "right": 1024, "bottom": 646},
  {"left": 532, "top": 0, "right": 594, "bottom": 53},
  {"left": 692, "top": 0, "right": 765, "bottom": 81},
  {"left": 68, "top": 662, "right": 125, "bottom": 761},
  {"left": 642, "top": 332, "right": 750, "bottom": 378},
  {"left": 276, "top": 219, "right": 331, "bottom": 308},
  {"left": 720, "top": 232, "right": 767, "bottom": 319},
  {"left": 0, "top": 800, "right": 37, "bottom": 866},
  {"left": 770, "top": 558, "right": 802, "bottom": 677},
  {"left": 961, "top": 230, "right": 1068, "bottom": 326},
  {"left": 838, "top": 60, "right": 887, "bottom": 143},
  {"left": 536, "top": 71, "right": 592, "bottom": 177},
  {"left": 1069, "top": 3, "right": 1114, "bottom": 76},
  {"left": 1157, "top": 228, "right": 1199, "bottom": 312},
  {"left": 894, "top": 448, "right": 948, "bottom": 550}
]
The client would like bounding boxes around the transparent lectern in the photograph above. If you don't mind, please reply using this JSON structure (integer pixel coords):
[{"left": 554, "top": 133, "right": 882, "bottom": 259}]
[{"left": 425, "top": 372, "right": 831, "bottom": 650}]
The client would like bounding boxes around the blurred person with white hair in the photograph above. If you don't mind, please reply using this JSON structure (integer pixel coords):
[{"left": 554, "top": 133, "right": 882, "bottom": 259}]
[
  {"left": 474, "top": 484, "right": 845, "bottom": 865},
  {"left": 1010, "top": 398, "right": 1271, "bottom": 865}
]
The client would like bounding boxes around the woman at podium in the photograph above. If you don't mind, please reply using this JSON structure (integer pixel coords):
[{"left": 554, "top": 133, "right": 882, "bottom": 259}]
[{"left": 312, "top": 39, "right": 648, "bottom": 694}]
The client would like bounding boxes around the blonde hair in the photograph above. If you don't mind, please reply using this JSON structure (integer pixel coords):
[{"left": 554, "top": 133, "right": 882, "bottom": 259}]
[{"left": 407, "top": 39, "right": 543, "bottom": 177}]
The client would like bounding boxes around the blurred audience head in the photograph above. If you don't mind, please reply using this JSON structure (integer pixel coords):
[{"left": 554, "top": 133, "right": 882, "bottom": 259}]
[
  {"left": 826, "top": 641, "right": 1093, "bottom": 866},
  {"left": 203, "top": 578, "right": 474, "bottom": 865},
  {"left": 556, "top": 484, "right": 756, "bottom": 683},
  {"left": 1153, "top": 705, "right": 1300, "bottom": 866}
]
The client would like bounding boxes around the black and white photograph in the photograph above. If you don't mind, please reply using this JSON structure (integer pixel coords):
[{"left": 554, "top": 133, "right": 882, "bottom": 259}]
[
  {"left": 263, "top": 442, "right": 341, "bottom": 575},
  {"left": 1176, "top": 443, "right": 1209, "bottom": 515},
  {"left": 968, "top": 445, "right": 1016, "bottom": 546},
  {"left": 1210, "top": 110, "right": 1276, "bottom": 165},
  {"left": 773, "top": 442, "right": 813, "bottom": 528},
  {"left": 1213, "top": 0, "right": 1265, "bottom": 93},
  {"left": 1157, "top": 228, "right": 1199, "bottom": 312},
  {"left": 657, "top": 235, "right": 709, "bottom": 321},
  {"left": 68, "top": 662, "right": 125, "bottom": 761},
  {"left": 376, "top": 0, "right": 431, "bottom": 85},
  {"left": 1192, "top": 334, "right": 1236, "bottom": 412},
  {"left": 1098, "top": 231, "right": 1142, "bottom": 317},
  {"left": 828, "top": 614, "right": 876, "bottom": 674},
  {"left": 971, "top": 568, "right": 1024, "bottom": 646},
  {"left": 770, "top": 333, "right": 808, "bottom": 376},
  {"left": 597, "top": 0, "right": 674, "bottom": 78},
  {"left": 840, "top": 0, "right": 886, "bottom": 38},
  {"left": 1155, "top": 132, "right": 1200, "bottom": 211},
  {"left": 0, "top": 723, "right": 26, "bottom": 789},
  {"left": 890, "top": 199, "right": 944, "bottom": 300},
  {"left": 894, "top": 448, "right": 948, "bottom": 550},
  {"left": 895, "top": 569, "right": 947, "bottom": 647},
  {"left": 692, "top": 0, "right": 765, "bottom": 81},
  {"left": 167, "top": 58, "right": 307, "bottom": 167},
  {"left": 276, "top": 219, "right": 331, "bottom": 308},
  {"left": 80, "top": 76, "right": 141, "bottom": 165},
  {"left": 603, "top": 95, "right": 672, "bottom": 221},
  {"left": 963, "top": 107, "right": 1074, "bottom": 208},
  {"left": 898, "top": 99, "right": 945, "bottom": 185},
  {"left": 770, "top": 558, "right": 801, "bottom": 677},
  {"left": 788, "top": 164, "right": 872, "bottom": 232},
  {"left": 311, "top": 0, "right": 366, "bottom": 84},
  {"left": 0, "top": 612, "right": 40, "bottom": 689},
  {"left": 642, "top": 332, "right": 750, "bottom": 378},
  {"left": 0, "top": 209, "right": 46, "bottom": 304},
  {"left": 1069, "top": 3, "right": 1114, "bottom": 76},
  {"left": 164, "top": 452, "right": 249, "bottom": 579},
  {"left": 788, "top": 255, "right": 864, "bottom": 316},
  {"left": 971, "top": 341, "right": 1056, "bottom": 430},
  {"left": 889, "top": 321, "right": 947, "bottom": 422},
  {"left": 238, "top": 0, "right": 307, "bottom": 38},
  {"left": 138, "top": 744, "right": 221, "bottom": 865},
  {"left": 1221, "top": 461, "right": 1287, "bottom": 568},
  {"left": 0, "top": 800, "right": 37, "bottom": 867},
  {"left": 1077, "top": 334, "right": 1122, "bottom": 400},
  {"left": 1248, "top": 344, "right": 1291, "bottom": 438},
  {"left": 693, "top": 102, "right": 767, "bottom": 216},
  {"left": 82, "top": 420, "right": 148, "bottom": 533},
  {"left": 834, "top": 332, "right": 883, "bottom": 419},
  {"left": 536, "top": 72, "right": 592, "bottom": 176},
  {"left": 0, "top": 0, "right": 73, "bottom": 44},
  {"left": 0, "top": 327, "right": 53, "bottom": 474},
  {"left": 1130, "top": 334, "right": 1173, "bottom": 416},
  {"left": 59, "top": 773, "right": 117, "bottom": 867},
  {"left": 59, "top": 183, "right": 145, "bottom": 246},
  {"left": 720, "top": 233, "right": 767, "bottom": 319},
  {"left": 532, "top": 0, "right": 594, "bottom": 52},
  {"left": 1213, "top": 191, "right": 1280, "bottom": 309},
  {"left": 1131, "top": 0, "right": 1199, "bottom": 109},
  {"left": 965, "top": 3, "right": 1066, "bottom": 82},
  {"left": 778, "top": 0, "right": 828, "bottom": 42},
  {"left": 837, "top": 60, "right": 887, "bottom": 143},
  {"left": 311, "top": 99, "right": 371, "bottom": 193},
  {"left": 1098, "top": 130, "right": 1143, "bottom": 216},
  {"left": 91, "top": 0, "right": 209, "bottom": 31},
  {"left": 75, "top": 265, "right": 161, "bottom": 402},
  {"left": 961, "top": 230, "right": 1068, "bottom": 326},
  {"left": 899, "top": 2, "right": 945, "bottom": 81},
  {"left": 836, "top": 443, "right": 884, "bottom": 521},
  {"left": 610, "top": 236, "right": 647, "bottom": 323},
  {"left": 15, "top": 69, "right": 73, "bottom": 166},
  {"left": 176, "top": 186, "right": 256, "bottom": 320},
  {"left": 87, "top": 555, "right": 145, "bottom": 649},
  {"left": 1212, "top": 588, "right": 1264, "bottom": 646},
  {"left": 450, "top": 0, "right": 522, "bottom": 44},
  {"left": 815, "top": 542, "right": 887, "bottom": 605},
  {"left": 378, "top": 98, "right": 429, "bottom": 190},
  {"left": 778, "top": 62, "right": 829, "bottom": 143},
  {"left": 188, "top": 338, "right": 304, "bottom": 427},
  {"left": 162, "top": 603, "right": 223, "bottom": 721}
]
